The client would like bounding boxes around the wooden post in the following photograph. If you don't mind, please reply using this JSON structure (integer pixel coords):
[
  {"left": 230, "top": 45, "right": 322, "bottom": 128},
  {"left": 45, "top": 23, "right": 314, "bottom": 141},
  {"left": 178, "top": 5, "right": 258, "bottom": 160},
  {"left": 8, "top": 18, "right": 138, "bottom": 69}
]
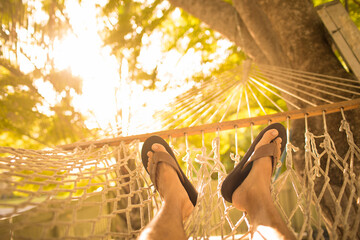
[{"left": 317, "top": 1, "right": 360, "bottom": 80}]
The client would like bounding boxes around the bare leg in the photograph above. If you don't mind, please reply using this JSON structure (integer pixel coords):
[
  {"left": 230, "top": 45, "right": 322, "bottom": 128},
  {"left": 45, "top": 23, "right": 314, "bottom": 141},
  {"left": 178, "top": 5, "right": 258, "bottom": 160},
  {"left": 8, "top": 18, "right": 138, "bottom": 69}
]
[
  {"left": 138, "top": 144, "right": 194, "bottom": 240},
  {"left": 232, "top": 129, "right": 296, "bottom": 240}
]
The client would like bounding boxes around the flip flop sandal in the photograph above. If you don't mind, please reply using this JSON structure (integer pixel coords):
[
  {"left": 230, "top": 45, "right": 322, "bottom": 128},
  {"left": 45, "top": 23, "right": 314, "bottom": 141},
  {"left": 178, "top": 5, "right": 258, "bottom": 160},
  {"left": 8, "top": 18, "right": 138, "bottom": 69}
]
[
  {"left": 221, "top": 123, "right": 287, "bottom": 203},
  {"left": 141, "top": 135, "right": 198, "bottom": 206}
]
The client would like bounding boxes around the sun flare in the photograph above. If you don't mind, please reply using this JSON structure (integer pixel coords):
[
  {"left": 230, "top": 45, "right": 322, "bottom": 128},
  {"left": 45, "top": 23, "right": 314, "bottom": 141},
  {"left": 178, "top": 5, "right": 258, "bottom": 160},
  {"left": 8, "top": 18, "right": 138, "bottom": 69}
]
[
  {"left": 49, "top": 0, "right": 230, "bottom": 136},
  {"left": 52, "top": 0, "right": 121, "bottom": 131},
  {"left": 50, "top": 0, "right": 193, "bottom": 135}
]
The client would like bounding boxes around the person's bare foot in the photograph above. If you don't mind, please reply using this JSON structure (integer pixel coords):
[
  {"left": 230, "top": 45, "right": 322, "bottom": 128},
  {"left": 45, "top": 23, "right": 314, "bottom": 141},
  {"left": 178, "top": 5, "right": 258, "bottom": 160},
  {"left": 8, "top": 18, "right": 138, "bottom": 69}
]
[
  {"left": 232, "top": 129, "right": 282, "bottom": 213},
  {"left": 230, "top": 128, "right": 296, "bottom": 240},
  {"left": 147, "top": 143, "right": 194, "bottom": 220}
]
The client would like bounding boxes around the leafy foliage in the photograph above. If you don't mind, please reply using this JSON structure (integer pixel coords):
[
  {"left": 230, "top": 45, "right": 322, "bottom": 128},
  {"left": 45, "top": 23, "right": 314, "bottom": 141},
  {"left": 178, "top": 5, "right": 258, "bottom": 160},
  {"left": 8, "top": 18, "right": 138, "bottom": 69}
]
[
  {"left": 100, "top": 0, "right": 173, "bottom": 85},
  {"left": 0, "top": 61, "right": 92, "bottom": 148},
  {"left": 0, "top": 0, "right": 93, "bottom": 149}
]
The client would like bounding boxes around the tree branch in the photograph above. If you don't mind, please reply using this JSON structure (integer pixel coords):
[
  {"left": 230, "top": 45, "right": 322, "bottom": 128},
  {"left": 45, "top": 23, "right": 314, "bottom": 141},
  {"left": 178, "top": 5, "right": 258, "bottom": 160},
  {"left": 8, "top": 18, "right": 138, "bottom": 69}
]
[
  {"left": 233, "top": 0, "right": 289, "bottom": 67},
  {"left": 167, "top": 0, "right": 269, "bottom": 64}
]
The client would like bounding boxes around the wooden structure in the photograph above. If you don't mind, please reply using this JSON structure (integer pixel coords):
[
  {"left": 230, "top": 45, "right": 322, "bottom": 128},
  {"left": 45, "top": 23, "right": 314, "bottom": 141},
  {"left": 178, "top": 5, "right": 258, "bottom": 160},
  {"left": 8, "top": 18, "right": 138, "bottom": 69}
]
[{"left": 317, "top": 1, "right": 360, "bottom": 80}]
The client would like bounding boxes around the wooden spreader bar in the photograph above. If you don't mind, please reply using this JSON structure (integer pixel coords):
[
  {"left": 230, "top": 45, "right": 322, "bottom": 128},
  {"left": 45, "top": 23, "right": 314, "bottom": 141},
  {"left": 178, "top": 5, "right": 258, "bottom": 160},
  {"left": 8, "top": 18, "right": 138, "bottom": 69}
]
[{"left": 60, "top": 98, "right": 360, "bottom": 150}]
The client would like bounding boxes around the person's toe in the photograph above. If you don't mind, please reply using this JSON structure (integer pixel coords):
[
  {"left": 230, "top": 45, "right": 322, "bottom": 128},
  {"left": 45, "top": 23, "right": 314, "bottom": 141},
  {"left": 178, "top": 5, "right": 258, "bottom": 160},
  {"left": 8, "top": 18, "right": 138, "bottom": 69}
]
[
  {"left": 147, "top": 144, "right": 169, "bottom": 171},
  {"left": 151, "top": 143, "right": 167, "bottom": 153},
  {"left": 255, "top": 129, "right": 278, "bottom": 150}
]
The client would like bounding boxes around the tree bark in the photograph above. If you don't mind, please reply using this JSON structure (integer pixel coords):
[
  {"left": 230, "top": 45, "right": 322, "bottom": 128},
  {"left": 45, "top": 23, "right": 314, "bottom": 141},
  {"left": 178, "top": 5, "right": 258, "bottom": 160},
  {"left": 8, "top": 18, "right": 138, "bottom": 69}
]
[
  {"left": 167, "top": 0, "right": 360, "bottom": 237},
  {"left": 232, "top": 0, "right": 290, "bottom": 67}
]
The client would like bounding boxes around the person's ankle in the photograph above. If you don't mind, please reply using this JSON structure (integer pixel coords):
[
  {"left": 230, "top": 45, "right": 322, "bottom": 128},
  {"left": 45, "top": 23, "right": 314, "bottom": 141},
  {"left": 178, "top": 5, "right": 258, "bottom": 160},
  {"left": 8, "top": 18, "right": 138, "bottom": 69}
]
[{"left": 163, "top": 192, "right": 193, "bottom": 221}]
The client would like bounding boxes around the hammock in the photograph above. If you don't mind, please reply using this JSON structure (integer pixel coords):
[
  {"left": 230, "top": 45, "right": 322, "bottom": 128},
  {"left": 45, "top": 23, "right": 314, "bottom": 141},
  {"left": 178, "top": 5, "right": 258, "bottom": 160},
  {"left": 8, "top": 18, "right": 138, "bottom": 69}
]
[{"left": 1, "top": 62, "right": 360, "bottom": 239}]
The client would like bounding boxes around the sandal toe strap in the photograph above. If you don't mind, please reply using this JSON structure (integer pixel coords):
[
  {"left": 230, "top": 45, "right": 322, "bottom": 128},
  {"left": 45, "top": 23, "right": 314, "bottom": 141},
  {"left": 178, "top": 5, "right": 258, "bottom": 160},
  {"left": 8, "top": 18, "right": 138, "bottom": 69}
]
[
  {"left": 243, "top": 142, "right": 280, "bottom": 173},
  {"left": 149, "top": 151, "right": 184, "bottom": 190}
]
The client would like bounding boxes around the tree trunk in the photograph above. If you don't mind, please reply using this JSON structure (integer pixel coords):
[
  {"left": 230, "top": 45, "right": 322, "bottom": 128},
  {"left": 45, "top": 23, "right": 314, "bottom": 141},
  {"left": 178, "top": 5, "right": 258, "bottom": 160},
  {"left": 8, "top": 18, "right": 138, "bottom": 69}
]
[{"left": 168, "top": 0, "right": 360, "bottom": 237}]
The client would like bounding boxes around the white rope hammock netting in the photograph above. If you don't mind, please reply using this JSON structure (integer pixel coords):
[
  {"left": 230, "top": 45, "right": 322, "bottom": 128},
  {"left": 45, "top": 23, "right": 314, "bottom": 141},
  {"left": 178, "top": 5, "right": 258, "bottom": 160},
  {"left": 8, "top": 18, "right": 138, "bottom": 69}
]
[{"left": 1, "top": 62, "right": 360, "bottom": 239}]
